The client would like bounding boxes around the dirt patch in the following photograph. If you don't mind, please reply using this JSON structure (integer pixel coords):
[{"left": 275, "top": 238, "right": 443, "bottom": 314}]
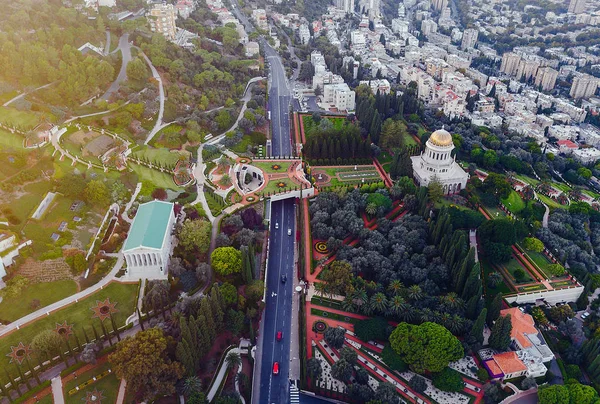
[
  {"left": 69, "top": 130, "right": 100, "bottom": 147},
  {"left": 83, "top": 134, "right": 115, "bottom": 157},
  {"left": 18, "top": 257, "right": 72, "bottom": 282}
]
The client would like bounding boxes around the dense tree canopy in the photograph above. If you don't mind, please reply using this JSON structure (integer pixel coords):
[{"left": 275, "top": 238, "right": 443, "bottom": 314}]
[
  {"left": 211, "top": 247, "right": 242, "bottom": 276},
  {"left": 389, "top": 322, "right": 464, "bottom": 373},
  {"left": 109, "top": 328, "right": 184, "bottom": 400}
]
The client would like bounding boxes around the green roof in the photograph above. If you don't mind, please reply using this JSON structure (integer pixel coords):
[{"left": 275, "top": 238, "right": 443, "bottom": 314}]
[{"left": 123, "top": 201, "right": 174, "bottom": 251}]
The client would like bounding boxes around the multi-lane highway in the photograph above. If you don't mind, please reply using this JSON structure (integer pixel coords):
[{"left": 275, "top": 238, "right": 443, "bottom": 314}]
[
  {"left": 257, "top": 198, "right": 296, "bottom": 404},
  {"left": 264, "top": 42, "right": 293, "bottom": 157}
]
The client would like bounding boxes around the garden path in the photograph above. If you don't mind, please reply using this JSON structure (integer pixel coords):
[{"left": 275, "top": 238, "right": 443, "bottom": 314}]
[{"left": 51, "top": 376, "right": 65, "bottom": 404}]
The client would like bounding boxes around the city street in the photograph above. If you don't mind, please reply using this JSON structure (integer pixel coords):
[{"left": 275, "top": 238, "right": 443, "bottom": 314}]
[
  {"left": 257, "top": 199, "right": 297, "bottom": 404},
  {"left": 264, "top": 41, "right": 293, "bottom": 157}
]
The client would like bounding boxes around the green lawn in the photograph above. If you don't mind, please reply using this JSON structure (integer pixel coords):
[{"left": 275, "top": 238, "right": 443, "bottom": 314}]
[
  {"left": 501, "top": 190, "right": 525, "bottom": 214},
  {"left": 64, "top": 361, "right": 120, "bottom": 403},
  {"left": 131, "top": 146, "right": 185, "bottom": 167},
  {"left": 0, "top": 280, "right": 78, "bottom": 322},
  {"left": 0, "top": 106, "right": 42, "bottom": 130},
  {"left": 0, "top": 128, "right": 26, "bottom": 150},
  {"left": 504, "top": 257, "right": 535, "bottom": 284},
  {"left": 403, "top": 132, "right": 418, "bottom": 147},
  {"left": 302, "top": 115, "right": 346, "bottom": 134},
  {"left": 0, "top": 90, "right": 19, "bottom": 104},
  {"left": 525, "top": 249, "right": 564, "bottom": 279},
  {"left": 514, "top": 174, "right": 539, "bottom": 186},
  {"left": 250, "top": 160, "right": 293, "bottom": 174},
  {"left": 552, "top": 182, "right": 571, "bottom": 193},
  {"left": 537, "top": 194, "right": 566, "bottom": 210},
  {"left": 261, "top": 178, "right": 296, "bottom": 196},
  {"left": 310, "top": 308, "right": 358, "bottom": 324},
  {"left": 130, "top": 162, "right": 178, "bottom": 191},
  {"left": 482, "top": 259, "right": 513, "bottom": 298},
  {"left": 0, "top": 282, "right": 138, "bottom": 384},
  {"left": 314, "top": 165, "right": 380, "bottom": 187}
]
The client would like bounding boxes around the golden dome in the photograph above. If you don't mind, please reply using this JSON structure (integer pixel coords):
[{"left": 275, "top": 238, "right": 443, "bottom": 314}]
[{"left": 428, "top": 128, "right": 453, "bottom": 147}]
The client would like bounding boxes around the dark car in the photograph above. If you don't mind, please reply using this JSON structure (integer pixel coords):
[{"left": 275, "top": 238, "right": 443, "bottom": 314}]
[{"left": 281, "top": 274, "right": 287, "bottom": 283}]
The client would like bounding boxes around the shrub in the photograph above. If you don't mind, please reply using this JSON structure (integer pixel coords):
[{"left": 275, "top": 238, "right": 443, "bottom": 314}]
[{"left": 432, "top": 367, "right": 465, "bottom": 392}]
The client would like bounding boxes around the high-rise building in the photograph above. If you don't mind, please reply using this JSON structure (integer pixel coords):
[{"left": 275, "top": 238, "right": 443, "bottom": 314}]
[
  {"left": 570, "top": 74, "right": 599, "bottom": 99},
  {"left": 431, "top": 0, "right": 448, "bottom": 10},
  {"left": 517, "top": 58, "right": 541, "bottom": 81},
  {"left": 148, "top": 3, "right": 177, "bottom": 40},
  {"left": 568, "top": 0, "right": 586, "bottom": 14},
  {"left": 500, "top": 52, "right": 521, "bottom": 76},
  {"left": 335, "top": 0, "right": 355, "bottom": 13},
  {"left": 421, "top": 19, "right": 438, "bottom": 37},
  {"left": 534, "top": 67, "right": 558, "bottom": 92},
  {"left": 461, "top": 28, "right": 478, "bottom": 49}
]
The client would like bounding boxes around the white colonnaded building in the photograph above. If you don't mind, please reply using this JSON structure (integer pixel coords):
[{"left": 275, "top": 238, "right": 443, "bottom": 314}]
[
  {"left": 123, "top": 200, "right": 175, "bottom": 279},
  {"left": 411, "top": 127, "right": 469, "bottom": 194}
]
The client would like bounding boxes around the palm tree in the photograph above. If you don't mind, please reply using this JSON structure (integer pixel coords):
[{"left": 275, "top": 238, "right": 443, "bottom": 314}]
[
  {"left": 448, "top": 315, "right": 465, "bottom": 335},
  {"left": 387, "top": 295, "right": 408, "bottom": 317},
  {"left": 387, "top": 280, "right": 405, "bottom": 296},
  {"left": 439, "top": 312, "right": 452, "bottom": 330},
  {"left": 225, "top": 351, "right": 242, "bottom": 371},
  {"left": 420, "top": 308, "right": 435, "bottom": 323},
  {"left": 488, "top": 272, "right": 503, "bottom": 288},
  {"left": 400, "top": 303, "right": 417, "bottom": 322},
  {"left": 220, "top": 174, "right": 232, "bottom": 187},
  {"left": 351, "top": 288, "right": 368, "bottom": 311},
  {"left": 406, "top": 285, "right": 423, "bottom": 302},
  {"left": 307, "top": 357, "right": 322, "bottom": 385},
  {"left": 365, "top": 202, "right": 378, "bottom": 217},
  {"left": 440, "top": 292, "right": 464, "bottom": 312},
  {"left": 182, "top": 376, "right": 202, "bottom": 396},
  {"left": 370, "top": 293, "right": 389, "bottom": 314},
  {"left": 342, "top": 297, "right": 356, "bottom": 313},
  {"left": 315, "top": 282, "right": 326, "bottom": 299}
]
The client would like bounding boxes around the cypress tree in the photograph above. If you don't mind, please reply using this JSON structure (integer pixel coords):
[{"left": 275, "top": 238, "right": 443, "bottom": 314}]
[
  {"left": 82, "top": 327, "right": 90, "bottom": 344},
  {"left": 109, "top": 312, "right": 120, "bottom": 342},
  {"left": 487, "top": 293, "right": 503, "bottom": 326},
  {"left": 15, "top": 364, "right": 30, "bottom": 390},
  {"left": 137, "top": 308, "right": 145, "bottom": 331},
  {"left": 25, "top": 356, "right": 40, "bottom": 385},
  {"left": 454, "top": 258, "right": 470, "bottom": 293},
  {"left": 4, "top": 368, "right": 19, "bottom": 398},
  {"left": 91, "top": 324, "right": 100, "bottom": 342},
  {"left": 209, "top": 286, "right": 225, "bottom": 329},
  {"left": 470, "top": 308, "right": 487, "bottom": 344},
  {"left": 465, "top": 293, "right": 481, "bottom": 320},
  {"left": 99, "top": 320, "right": 112, "bottom": 346},
  {"left": 176, "top": 340, "right": 196, "bottom": 376},
  {"left": 199, "top": 300, "right": 216, "bottom": 341}
]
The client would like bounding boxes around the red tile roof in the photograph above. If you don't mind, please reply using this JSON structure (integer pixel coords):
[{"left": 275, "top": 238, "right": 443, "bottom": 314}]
[
  {"left": 493, "top": 351, "right": 527, "bottom": 375},
  {"left": 501, "top": 307, "right": 538, "bottom": 349}
]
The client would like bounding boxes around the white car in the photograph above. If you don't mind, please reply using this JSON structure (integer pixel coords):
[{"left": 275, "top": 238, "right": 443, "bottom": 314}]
[
  {"left": 275, "top": 222, "right": 279, "bottom": 229},
  {"left": 582, "top": 312, "right": 590, "bottom": 319},
  {"left": 287, "top": 228, "right": 292, "bottom": 236}
]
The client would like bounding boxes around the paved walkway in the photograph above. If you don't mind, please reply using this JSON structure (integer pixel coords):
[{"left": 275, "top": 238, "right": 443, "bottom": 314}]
[
  {"left": 101, "top": 33, "right": 132, "bottom": 101},
  {"left": 121, "top": 182, "right": 142, "bottom": 224},
  {"left": 116, "top": 379, "right": 127, "bottom": 404},
  {"left": 51, "top": 376, "right": 65, "bottom": 404},
  {"left": 141, "top": 49, "right": 165, "bottom": 145},
  {"left": 206, "top": 348, "right": 241, "bottom": 401},
  {"left": 2, "top": 82, "right": 57, "bottom": 107}
]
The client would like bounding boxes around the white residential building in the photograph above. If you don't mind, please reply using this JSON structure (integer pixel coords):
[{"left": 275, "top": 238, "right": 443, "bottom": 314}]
[
  {"left": 148, "top": 3, "right": 177, "bottom": 40},
  {"left": 359, "top": 79, "right": 391, "bottom": 95},
  {"left": 323, "top": 83, "right": 356, "bottom": 111},
  {"left": 573, "top": 148, "right": 600, "bottom": 164},
  {"left": 461, "top": 28, "right": 478, "bottom": 49},
  {"left": 252, "top": 9, "right": 268, "bottom": 30},
  {"left": 299, "top": 24, "right": 311, "bottom": 44}
]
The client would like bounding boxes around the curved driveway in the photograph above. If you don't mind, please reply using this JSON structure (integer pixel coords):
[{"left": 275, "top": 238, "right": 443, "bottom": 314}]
[{"left": 101, "top": 33, "right": 132, "bottom": 101}]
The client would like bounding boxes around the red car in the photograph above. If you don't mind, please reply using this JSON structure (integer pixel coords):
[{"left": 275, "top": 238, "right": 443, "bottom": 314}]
[
  {"left": 273, "top": 362, "right": 279, "bottom": 375},
  {"left": 276, "top": 331, "right": 283, "bottom": 341}
]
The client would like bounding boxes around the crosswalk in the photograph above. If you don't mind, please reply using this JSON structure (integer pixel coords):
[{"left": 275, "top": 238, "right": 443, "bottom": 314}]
[{"left": 290, "top": 383, "right": 300, "bottom": 403}]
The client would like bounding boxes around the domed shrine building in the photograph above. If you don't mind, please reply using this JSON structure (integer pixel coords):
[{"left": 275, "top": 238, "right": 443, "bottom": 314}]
[{"left": 411, "top": 128, "right": 469, "bottom": 194}]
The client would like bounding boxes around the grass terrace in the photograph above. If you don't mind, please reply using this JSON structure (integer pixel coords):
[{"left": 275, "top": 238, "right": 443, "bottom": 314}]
[
  {"left": 525, "top": 249, "right": 562, "bottom": 280},
  {"left": 504, "top": 257, "right": 535, "bottom": 284},
  {"left": 310, "top": 308, "right": 358, "bottom": 324},
  {"left": 63, "top": 361, "right": 119, "bottom": 403},
  {"left": 481, "top": 260, "right": 513, "bottom": 298},
  {"left": 0, "top": 280, "right": 78, "bottom": 322},
  {"left": 0, "top": 128, "right": 25, "bottom": 150},
  {"left": 514, "top": 174, "right": 539, "bottom": 186},
  {"left": 0, "top": 106, "right": 43, "bottom": 130},
  {"left": 250, "top": 160, "right": 294, "bottom": 174},
  {"left": 501, "top": 190, "right": 525, "bottom": 214},
  {"left": 313, "top": 165, "right": 381, "bottom": 188},
  {"left": 131, "top": 146, "right": 186, "bottom": 167},
  {"left": 537, "top": 194, "right": 566, "bottom": 210},
  {"left": 302, "top": 114, "right": 346, "bottom": 133},
  {"left": 130, "top": 162, "right": 178, "bottom": 191},
  {"left": 0, "top": 282, "right": 138, "bottom": 382}
]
